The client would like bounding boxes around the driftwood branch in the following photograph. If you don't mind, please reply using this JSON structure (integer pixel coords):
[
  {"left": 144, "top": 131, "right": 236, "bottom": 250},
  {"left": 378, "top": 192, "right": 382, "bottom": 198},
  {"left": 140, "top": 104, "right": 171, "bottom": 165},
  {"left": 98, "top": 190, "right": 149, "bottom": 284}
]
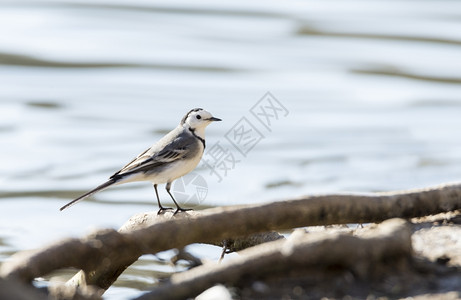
[
  {"left": 1, "top": 182, "right": 461, "bottom": 294},
  {"left": 135, "top": 218, "right": 412, "bottom": 300},
  {"left": 0, "top": 277, "right": 48, "bottom": 300},
  {"left": 65, "top": 211, "right": 283, "bottom": 290},
  {"left": 0, "top": 276, "right": 102, "bottom": 300}
]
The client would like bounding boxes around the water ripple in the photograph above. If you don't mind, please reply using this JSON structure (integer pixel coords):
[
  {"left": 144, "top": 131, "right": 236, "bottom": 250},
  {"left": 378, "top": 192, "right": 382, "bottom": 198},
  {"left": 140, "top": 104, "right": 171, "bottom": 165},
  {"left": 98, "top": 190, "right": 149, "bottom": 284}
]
[
  {"left": 350, "top": 66, "right": 461, "bottom": 84},
  {"left": 297, "top": 26, "right": 461, "bottom": 46},
  {"left": 0, "top": 52, "right": 239, "bottom": 72}
]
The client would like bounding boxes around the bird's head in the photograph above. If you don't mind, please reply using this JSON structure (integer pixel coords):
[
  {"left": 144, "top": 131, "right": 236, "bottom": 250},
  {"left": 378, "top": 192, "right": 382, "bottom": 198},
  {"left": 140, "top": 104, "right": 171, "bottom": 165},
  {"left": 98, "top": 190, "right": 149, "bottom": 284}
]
[{"left": 180, "top": 108, "right": 221, "bottom": 131}]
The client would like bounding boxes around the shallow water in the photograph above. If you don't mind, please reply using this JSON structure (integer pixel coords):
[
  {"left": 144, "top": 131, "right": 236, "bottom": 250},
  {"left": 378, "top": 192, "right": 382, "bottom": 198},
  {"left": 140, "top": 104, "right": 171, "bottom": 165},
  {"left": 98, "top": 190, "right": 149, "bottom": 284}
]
[{"left": 1, "top": 0, "right": 461, "bottom": 298}]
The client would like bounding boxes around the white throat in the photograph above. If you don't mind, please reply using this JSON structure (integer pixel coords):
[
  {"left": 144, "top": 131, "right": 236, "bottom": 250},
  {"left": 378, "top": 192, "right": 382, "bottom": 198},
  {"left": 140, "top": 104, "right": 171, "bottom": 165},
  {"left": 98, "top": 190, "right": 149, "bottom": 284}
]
[{"left": 186, "top": 124, "right": 206, "bottom": 140}]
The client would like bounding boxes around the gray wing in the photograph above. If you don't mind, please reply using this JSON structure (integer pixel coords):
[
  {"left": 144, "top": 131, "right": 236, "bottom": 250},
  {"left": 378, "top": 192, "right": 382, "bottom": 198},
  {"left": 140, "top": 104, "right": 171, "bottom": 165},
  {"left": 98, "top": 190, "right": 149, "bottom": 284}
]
[{"left": 110, "top": 131, "right": 200, "bottom": 179}]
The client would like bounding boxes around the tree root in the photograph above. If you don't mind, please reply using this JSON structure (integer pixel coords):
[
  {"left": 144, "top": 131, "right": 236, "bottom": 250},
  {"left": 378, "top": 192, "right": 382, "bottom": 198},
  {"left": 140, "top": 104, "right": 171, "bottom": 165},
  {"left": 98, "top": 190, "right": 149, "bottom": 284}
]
[{"left": 1, "top": 182, "right": 460, "bottom": 298}]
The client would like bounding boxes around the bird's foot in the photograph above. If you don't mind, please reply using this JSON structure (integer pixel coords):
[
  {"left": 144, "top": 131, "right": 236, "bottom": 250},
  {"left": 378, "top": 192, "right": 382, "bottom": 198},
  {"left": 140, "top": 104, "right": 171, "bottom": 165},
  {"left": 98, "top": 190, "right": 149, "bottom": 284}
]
[
  {"left": 173, "top": 207, "right": 193, "bottom": 216},
  {"left": 157, "top": 207, "right": 174, "bottom": 215}
]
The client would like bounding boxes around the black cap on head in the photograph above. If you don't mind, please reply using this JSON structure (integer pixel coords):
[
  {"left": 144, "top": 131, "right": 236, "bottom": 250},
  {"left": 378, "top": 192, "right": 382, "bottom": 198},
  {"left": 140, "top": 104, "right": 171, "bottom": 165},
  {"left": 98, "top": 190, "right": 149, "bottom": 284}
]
[{"left": 180, "top": 108, "right": 203, "bottom": 125}]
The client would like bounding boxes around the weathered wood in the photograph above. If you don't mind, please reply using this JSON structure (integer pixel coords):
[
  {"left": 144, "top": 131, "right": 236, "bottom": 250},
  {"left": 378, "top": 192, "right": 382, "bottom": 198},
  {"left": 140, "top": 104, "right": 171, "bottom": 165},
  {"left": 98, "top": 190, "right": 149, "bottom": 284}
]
[
  {"left": 1, "top": 182, "right": 460, "bottom": 294},
  {"left": 0, "top": 277, "right": 48, "bottom": 300},
  {"left": 135, "top": 218, "right": 412, "bottom": 300}
]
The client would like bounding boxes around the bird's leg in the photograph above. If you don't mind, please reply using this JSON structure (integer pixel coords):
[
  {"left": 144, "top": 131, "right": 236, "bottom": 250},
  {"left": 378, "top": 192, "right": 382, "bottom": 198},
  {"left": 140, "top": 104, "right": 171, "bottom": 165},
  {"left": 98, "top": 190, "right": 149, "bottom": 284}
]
[
  {"left": 153, "top": 184, "right": 173, "bottom": 214},
  {"left": 166, "top": 182, "right": 192, "bottom": 215}
]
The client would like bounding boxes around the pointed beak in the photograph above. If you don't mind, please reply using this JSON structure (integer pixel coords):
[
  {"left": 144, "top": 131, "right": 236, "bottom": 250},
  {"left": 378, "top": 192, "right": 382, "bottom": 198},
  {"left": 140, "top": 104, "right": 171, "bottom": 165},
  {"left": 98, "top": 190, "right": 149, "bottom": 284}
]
[{"left": 208, "top": 117, "right": 222, "bottom": 122}]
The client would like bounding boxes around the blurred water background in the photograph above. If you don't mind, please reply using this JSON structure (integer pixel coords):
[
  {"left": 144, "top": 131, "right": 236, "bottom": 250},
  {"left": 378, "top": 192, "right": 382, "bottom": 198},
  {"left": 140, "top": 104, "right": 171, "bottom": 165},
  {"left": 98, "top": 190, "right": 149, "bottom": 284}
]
[{"left": 1, "top": 0, "right": 461, "bottom": 298}]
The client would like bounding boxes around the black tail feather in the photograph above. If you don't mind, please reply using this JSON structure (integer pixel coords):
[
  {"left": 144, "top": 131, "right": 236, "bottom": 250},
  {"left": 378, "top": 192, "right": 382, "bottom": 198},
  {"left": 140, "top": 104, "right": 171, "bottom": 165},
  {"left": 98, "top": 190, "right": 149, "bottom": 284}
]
[{"left": 59, "top": 179, "right": 117, "bottom": 211}]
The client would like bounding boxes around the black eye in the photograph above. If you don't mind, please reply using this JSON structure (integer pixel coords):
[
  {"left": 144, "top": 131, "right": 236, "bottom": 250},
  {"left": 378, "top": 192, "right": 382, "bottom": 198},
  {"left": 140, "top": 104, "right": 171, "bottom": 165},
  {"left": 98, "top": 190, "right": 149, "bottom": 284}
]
[{"left": 196, "top": 115, "right": 201, "bottom": 119}]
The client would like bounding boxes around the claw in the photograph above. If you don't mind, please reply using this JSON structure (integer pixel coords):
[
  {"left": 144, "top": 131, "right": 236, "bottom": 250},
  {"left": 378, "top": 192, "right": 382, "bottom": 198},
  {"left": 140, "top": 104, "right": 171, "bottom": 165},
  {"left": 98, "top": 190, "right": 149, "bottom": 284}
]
[
  {"left": 173, "top": 207, "right": 193, "bottom": 216},
  {"left": 157, "top": 207, "right": 174, "bottom": 215}
]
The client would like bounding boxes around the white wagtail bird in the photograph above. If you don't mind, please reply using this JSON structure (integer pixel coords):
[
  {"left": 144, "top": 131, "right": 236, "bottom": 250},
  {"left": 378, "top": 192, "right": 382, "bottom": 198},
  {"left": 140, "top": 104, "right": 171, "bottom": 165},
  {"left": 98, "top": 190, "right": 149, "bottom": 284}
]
[{"left": 60, "top": 108, "right": 221, "bottom": 214}]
